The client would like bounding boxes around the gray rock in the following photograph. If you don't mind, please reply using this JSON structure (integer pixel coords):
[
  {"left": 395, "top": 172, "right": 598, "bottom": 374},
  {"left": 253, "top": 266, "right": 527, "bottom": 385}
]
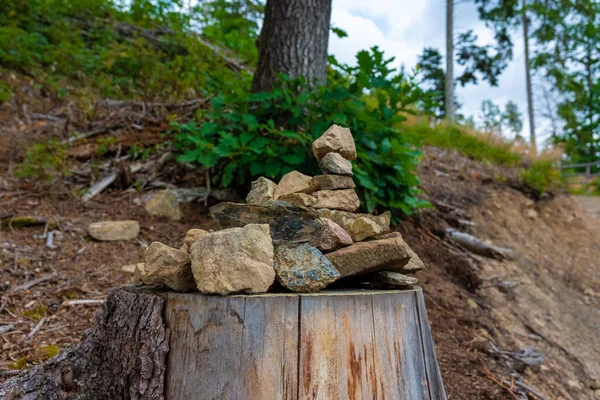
[
  {"left": 144, "top": 190, "right": 182, "bottom": 221},
  {"left": 210, "top": 201, "right": 323, "bottom": 244},
  {"left": 190, "top": 224, "right": 275, "bottom": 295},
  {"left": 246, "top": 177, "right": 277, "bottom": 204},
  {"left": 314, "top": 175, "right": 355, "bottom": 190},
  {"left": 312, "top": 124, "right": 357, "bottom": 161},
  {"left": 144, "top": 242, "right": 196, "bottom": 291},
  {"left": 368, "top": 271, "right": 419, "bottom": 289},
  {"left": 88, "top": 220, "right": 140, "bottom": 241},
  {"left": 274, "top": 244, "right": 340, "bottom": 292},
  {"left": 313, "top": 218, "right": 353, "bottom": 252},
  {"left": 319, "top": 152, "right": 353, "bottom": 176},
  {"left": 313, "top": 189, "right": 360, "bottom": 212}
]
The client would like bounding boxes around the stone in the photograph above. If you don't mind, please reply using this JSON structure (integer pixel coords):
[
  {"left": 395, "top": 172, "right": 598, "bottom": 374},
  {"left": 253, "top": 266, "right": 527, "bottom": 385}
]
[
  {"left": 190, "top": 224, "right": 275, "bottom": 295},
  {"left": 316, "top": 209, "right": 391, "bottom": 234},
  {"left": 246, "top": 177, "right": 277, "bottom": 204},
  {"left": 278, "top": 193, "right": 317, "bottom": 207},
  {"left": 210, "top": 201, "right": 323, "bottom": 244},
  {"left": 373, "top": 232, "right": 425, "bottom": 272},
  {"left": 121, "top": 264, "right": 137, "bottom": 274},
  {"left": 346, "top": 217, "right": 382, "bottom": 242},
  {"left": 144, "top": 190, "right": 182, "bottom": 221},
  {"left": 325, "top": 234, "right": 416, "bottom": 278},
  {"left": 319, "top": 152, "right": 353, "bottom": 176},
  {"left": 313, "top": 218, "right": 353, "bottom": 252},
  {"left": 180, "top": 229, "right": 209, "bottom": 252},
  {"left": 143, "top": 242, "right": 196, "bottom": 291},
  {"left": 274, "top": 171, "right": 318, "bottom": 199},
  {"left": 314, "top": 175, "right": 355, "bottom": 190},
  {"left": 368, "top": 271, "right": 418, "bottom": 289},
  {"left": 313, "top": 189, "right": 360, "bottom": 212},
  {"left": 132, "top": 263, "right": 147, "bottom": 286},
  {"left": 312, "top": 124, "right": 357, "bottom": 161},
  {"left": 88, "top": 220, "right": 140, "bottom": 241},
  {"left": 273, "top": 244, "right": 340, "bottom": 292}
]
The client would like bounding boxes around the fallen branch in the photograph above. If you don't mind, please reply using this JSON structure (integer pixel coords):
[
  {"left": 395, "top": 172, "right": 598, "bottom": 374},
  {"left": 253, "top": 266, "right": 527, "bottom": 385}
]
[
  {"left": 64, "top": 299, "right": 104, "bottom": 306},
  {"left": 0, "top": 324, "right": 15, "bottom": 334},
  {"left": 446, "top": 228, "right": 513, "bottom": 260},
  {"left": 514, "top": 380, "right": 549, "bottom": 400},
  {"left": 82, "top": 162, "right": 145, "bottom": 201},
  {"left": 481, "top": 362, "right": 521, "bottom": 400},
  {"left": 12, "top": 274, "right": 58, "bottom": 292},
  {"left": 26, "top": 317, "right": 46, "bottom": 339}
]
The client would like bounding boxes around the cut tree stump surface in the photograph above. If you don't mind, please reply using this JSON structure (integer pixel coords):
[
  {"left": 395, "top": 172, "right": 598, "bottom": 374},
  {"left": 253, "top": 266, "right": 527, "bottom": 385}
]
[{"left": 164, "top": 288, "right": 446, "bottom": 400}]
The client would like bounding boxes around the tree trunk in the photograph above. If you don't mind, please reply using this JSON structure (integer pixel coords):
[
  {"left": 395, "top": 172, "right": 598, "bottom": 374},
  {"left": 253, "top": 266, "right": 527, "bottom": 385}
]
[
  {"left": 0, "top": 289, "right": 169, "bottom": 400},
  {"left": 251, "top": 0, "right": 332, "bottom": 93},
  {"left": 523, "top": 0, "right": 536, "bottom": 153},
  {"left": 445, "top": 0, "right": 454, "bottom": 119},
  {"left": 1, "top": 288, "right": 447, "bottom": 400}
]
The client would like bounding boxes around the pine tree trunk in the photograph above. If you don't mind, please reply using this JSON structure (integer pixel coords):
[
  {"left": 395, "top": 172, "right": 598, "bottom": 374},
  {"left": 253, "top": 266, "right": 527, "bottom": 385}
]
[
  {"left": 445, "top": 0, "right": 454, "bottom": 119},
  {"left": 523, "top": 0, "right": 536, "bottom": 152},
  {"left": 0, "top": 289, "right": 169, "bottom": 400},
  {"left": 251, "top": 0, "right": 332, "bottom": 93}
]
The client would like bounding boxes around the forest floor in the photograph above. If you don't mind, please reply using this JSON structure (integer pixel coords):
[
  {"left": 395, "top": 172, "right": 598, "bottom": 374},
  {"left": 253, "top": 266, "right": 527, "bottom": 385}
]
[{"left": 1, "top": 145, "right": 599, "bottom": 399}]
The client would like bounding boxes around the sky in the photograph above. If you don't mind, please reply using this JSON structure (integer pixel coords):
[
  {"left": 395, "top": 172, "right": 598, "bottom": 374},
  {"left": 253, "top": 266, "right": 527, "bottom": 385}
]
[{"left": 328, "top": 0, "right": 548, "bottom": 141}]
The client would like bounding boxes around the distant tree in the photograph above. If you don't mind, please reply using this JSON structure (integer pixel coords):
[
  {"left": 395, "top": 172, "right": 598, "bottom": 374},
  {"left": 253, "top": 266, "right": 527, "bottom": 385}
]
[
  {"left": 502, "top": 101, "right": 524, "bottom": 138},
  {"left": 479, "top": 99, "right": 502, "bottom": 132},
  {"left": 251, "top": 0, "right": 332, "bottom": 93},
  {"left": 418, "top": 48, "right": 447, "bottom": 118}
]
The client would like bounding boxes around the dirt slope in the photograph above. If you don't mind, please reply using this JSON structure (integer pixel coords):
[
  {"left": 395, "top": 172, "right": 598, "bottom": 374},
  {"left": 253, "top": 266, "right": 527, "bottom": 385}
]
[
  {"left": 1, "top": 146, "right": 599, "bottom": 399},
  {"left": 403, "top": 147, "right": 600, "bottom": 399}
]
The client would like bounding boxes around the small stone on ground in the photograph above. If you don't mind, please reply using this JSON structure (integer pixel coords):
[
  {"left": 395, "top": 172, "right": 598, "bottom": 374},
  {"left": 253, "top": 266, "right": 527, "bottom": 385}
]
[
  {"left": 87, "top": 220, "right": 140, "bottom": 241},
  {"left": 144, "top": 190, "right": 182, "bottom": 221}
]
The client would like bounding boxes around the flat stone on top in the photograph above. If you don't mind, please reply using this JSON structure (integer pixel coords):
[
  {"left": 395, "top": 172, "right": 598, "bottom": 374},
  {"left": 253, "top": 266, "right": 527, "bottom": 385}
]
[{"left": 312, "top": 124, "right": 357, "bottom": 161}]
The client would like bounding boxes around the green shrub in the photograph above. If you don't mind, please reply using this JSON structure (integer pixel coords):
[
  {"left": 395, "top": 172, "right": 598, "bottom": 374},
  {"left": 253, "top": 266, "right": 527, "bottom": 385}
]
[
  {"left": 413, "top": 123, "right": 522, "bottom": 166},
  {"left": 173, "top": 47, "right": 430, "bottom": 218},
  {"left": 15, "top": 139, "right": 70, "bottom": 181},
  {"left": 520, "top": 160, "right": 563, "bottom": 195}
]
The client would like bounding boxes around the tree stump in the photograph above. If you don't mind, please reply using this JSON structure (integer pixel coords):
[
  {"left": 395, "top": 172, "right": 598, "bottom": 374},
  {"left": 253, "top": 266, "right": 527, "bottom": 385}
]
[
  {"left": 0, "top": 287, "right": 446, "bottom": 400},
  {"left": 164, "top": 288, "right": 446, "bottom": 400}
]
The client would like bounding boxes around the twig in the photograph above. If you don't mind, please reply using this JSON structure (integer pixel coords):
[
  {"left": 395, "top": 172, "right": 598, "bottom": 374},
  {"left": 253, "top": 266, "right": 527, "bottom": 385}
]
[
  {"left": 481, "top": 362, "right": 521, "bottom": 400},
  {"left": 514, "top": 380, "right": 549, "bottom": 400},
  {"left": 82, "top": 162, "right": 145, "bottom": 201},
  {"left": 0, "top": 370, "right": 21, "bottom": 378},
  {"left": 0, "top": 324, "right": 15, "bottom": 334},
  {"left": 26, "top": 317, "right": 46, "bottom": 339},
  {"left": 64, "top": 299, "right": 104, "bottom": 306},
  {"left": 45, "top": 231, "right": 57, "bottom": 249},
  {"left": 12, "top": 273, "right": 58, "bottom": 292}
]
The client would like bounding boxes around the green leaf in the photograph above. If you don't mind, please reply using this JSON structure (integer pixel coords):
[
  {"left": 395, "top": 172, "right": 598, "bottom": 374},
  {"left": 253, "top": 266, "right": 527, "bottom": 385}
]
[
  {"left": 177, "top": 150, "right": 199, "bottom": 163},
  {"left": 281, "top": 152, "right": 305, "bottom": 165},
  {"left": 196, "top": 152, "right": 218, "bottom": 167},
  {"left": 331, "top": 26, "right": 348, "bottom": 38},
  {"left": 221, "top": 162, "right": 236, "bottom": 187}
]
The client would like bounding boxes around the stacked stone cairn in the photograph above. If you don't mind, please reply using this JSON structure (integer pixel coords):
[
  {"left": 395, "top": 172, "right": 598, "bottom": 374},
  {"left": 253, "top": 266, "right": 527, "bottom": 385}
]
[{"left": 134, "top": 125, "right": 424, "bottom": 295}]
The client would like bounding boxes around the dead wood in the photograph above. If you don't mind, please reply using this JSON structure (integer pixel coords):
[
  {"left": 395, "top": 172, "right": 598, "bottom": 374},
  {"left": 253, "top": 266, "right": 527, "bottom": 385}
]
[
  {"left": 446, "top": 228, "right": 513, "bottom": 260},
  {"left": 0, "top": 288, "right": 168, "bottom": 400}
]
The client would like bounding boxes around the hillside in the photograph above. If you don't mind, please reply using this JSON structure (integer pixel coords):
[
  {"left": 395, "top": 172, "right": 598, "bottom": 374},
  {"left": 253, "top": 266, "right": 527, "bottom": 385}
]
[{"left": 1, "top": 140, "right": 598, "bottom": 398}]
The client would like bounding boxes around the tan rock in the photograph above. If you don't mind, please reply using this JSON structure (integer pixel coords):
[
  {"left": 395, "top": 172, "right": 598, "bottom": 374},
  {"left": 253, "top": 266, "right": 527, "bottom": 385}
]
[
  {"left": 313, "top": 218, "right": 353, "bottom": 251},
  {"left": 88, "top": 220, "right": 140, "bottom": 241},
  {"left": 278, "top": 193, "right": 317, "bottom": 207},
  {"left": 132, "top": 263, "right": 146, "bottom": 286},
  {"left": 144, "top": 242, "right": 195, "bottom": 291},
  {"left": 121, "top": 264, "right": 137, "bottom": 274},
  {"left": 246, "top": 177, "right": 277, "bottom": 204},
  {"left": 346, "top": 217, "right": 382, "bottom": 242},
  {"left": 371, "top": 232, "right": 425, "bottom": 272},
  {"left": 274, "top": 171, "right": 318, "bottom": 199},
  {"left": 325, "top": 234, "right": 415, "bottom": 278},
  {"left": 314, "top": 175, "right": 355, "bottom": 190},
  {"left": 319, "top": 152, "right": 353, "bottom": 176},
  {"left": 190, "top": 224, "right": 275, "bottom": 295},
  {"left": 312, "top": 124, "right": 357, "bottom": 161},
  {"left": 368, "top": 271, "right": 419, "bottom": 289},
  {"left": 313, "top": 189, "right": 360, "bottom": 212},
  {"left": 144, "top": 190, "right": 182, "bottom": 221},
  {"left": 317, "top": 209, "right": 390, "bottom": 233},
  {"left": 180, "top": 229, "right": 209, "bottom": 252}
]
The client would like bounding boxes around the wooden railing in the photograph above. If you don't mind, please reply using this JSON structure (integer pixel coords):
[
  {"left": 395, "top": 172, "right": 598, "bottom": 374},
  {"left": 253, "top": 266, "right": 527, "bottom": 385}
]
[{"left": 559, "top": 160, "right": 600, "bottom": 194}]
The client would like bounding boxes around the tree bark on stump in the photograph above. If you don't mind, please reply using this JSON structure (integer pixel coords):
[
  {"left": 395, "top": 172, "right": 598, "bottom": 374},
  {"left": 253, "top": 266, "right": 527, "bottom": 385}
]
[
  {"left": 0, "top": 289, "right": 169, "bottom": 400},
  {"left": 1, "top": 288, "right": 447, "bottom": 400},
  {"left": 251, "top": 0, "right": 332, "bottom": 93}
]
